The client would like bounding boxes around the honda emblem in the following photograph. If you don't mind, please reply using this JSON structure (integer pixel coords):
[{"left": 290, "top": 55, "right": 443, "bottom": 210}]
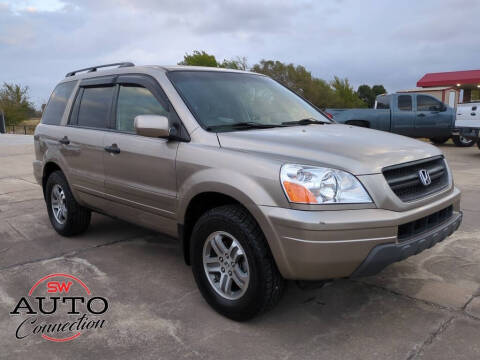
[{"left": 418, "top": 169, "right": 431, "bottom": 186}]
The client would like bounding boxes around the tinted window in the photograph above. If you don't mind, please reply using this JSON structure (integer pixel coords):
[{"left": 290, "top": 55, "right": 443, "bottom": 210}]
[
  {"left": 116, "top": 85, "right": 168, "bottom": 132},
  {"left": 41, "top": 81, "right": 76, "bottom": 125},
  {"left": 77, "top": 86, "right": 114, "bottom": 128},
  {"left": 376, "top": 96, "right": 390, "bottom": 109},
  {"left": 417, "top": 95, "right": 443, "bottom": 111},
  {"left": 397, "top": 95, "right": 412, "bottom": 111}
]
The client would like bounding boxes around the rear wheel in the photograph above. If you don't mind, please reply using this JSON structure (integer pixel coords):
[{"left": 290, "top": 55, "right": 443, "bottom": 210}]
[
  {"left": 477, "top": 140, "right": 480, "bottom": 150},
  {"left": 430, "top": 137, "right": 449, "bottom": 145},
  {"left": 45, "top": 171, "right": 91, "bottom": 236},
  {"left": 452, "top": 135, "right": 475, "bottom": 147},
  {"left": 191, "top": 204, "right": 284, "bottom": 321}
]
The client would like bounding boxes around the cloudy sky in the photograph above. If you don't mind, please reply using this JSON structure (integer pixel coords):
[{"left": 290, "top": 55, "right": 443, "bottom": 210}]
[{"left": 1, "top": 0, "right": 479, "bottom": 107}]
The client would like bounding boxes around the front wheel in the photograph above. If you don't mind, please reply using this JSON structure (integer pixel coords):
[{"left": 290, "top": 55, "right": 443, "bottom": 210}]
[
  {"left": 45, "top": 171, "right": 91, "bottom": 236},
  {"left": 452, "top": 135, "right": 475, "bottom": 147},
  {"left": 191, "top": 205, "right": 284, "bottom": 321}
]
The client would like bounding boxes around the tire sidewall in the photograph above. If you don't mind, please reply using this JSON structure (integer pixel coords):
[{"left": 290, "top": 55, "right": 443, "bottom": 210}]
[
  {"left": 453, "top": 135, "right": 475, "bottom": 147},
  {"left": 191, "top": 213, "right": 265, "bottom": 319},
  {"left": 45, "top": 172, "right": 73, "bottom": 234}
]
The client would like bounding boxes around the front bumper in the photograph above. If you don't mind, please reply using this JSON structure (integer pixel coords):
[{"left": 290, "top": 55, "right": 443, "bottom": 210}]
[
  {"left": 351, "top": 211, "right": 462, "bottom": 277},
  {"left": 258, "top": 186, "right": 461, "bottom": 280}
]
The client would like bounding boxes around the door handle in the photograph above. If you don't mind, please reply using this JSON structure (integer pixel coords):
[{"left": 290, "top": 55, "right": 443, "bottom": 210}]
[
  {"left": 104, "top": 144, "right": 120, "bottom": 154},
  {"left": 417, "top": 113, "right": 426, "bottom": 117},
  {"left": 58, "top": 136, "right": 70, "bottom": 145}
]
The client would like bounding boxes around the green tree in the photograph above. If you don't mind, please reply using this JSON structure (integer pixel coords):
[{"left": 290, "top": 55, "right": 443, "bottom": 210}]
[
  {"left": 371, "top": 85, "right": 387, "bottom": 97},
  {"left": 178, "top": 50, "right": 218, "bottom": 67},
  {"left": 220, "top": 56, "right": 248, "bottom": 70},
  {"left": 251, "top": 60, "right": 338, "bottom": 108},
  {"left": 330, "top": 77, "right": 366, "bottom": 108},
  {"left": 357, "top": 84, "right": 374, "bottom": 107},
  {"left": 0, "top": 83, "right": 35, "bottom": 125},
  {"left": 357, "top": 84, "right": 387, "bottom": 108}
]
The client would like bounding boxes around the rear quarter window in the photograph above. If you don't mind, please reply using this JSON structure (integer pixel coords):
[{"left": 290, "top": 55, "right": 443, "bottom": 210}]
[
  {"left": 376, "top": 96, "right": 390, "bottom": 109},
  {"left": 41, "top": 81, "right": 77, "bottom": 125}
]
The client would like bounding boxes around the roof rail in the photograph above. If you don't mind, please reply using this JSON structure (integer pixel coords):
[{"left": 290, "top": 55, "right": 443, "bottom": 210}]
[{"left": 65, "top": 62, "right": 135, "bottom": 77}]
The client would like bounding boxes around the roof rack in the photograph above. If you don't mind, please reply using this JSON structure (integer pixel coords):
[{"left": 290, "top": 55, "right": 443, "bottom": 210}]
[{"left": 65, "top": 62, "right": 135, "bottom": 77}]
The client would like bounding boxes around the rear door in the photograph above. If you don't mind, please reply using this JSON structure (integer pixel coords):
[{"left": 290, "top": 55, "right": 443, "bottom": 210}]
[
  {"left": 390, "top": 94, "right": 415, "bottom": 136},
  {"left": 415, "top": 94, "right": 452, "bottom": 137},
  {"left": 102, "top": 75, "right": 179, "bottom": 235},
  {"left": 60, "top": 77, "right": 116, "bottom": 210}
]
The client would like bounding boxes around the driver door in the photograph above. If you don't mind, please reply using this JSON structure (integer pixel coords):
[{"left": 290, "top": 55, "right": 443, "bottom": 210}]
[{"left": 415, "top": 94, "right": 451, "bottom": 137}]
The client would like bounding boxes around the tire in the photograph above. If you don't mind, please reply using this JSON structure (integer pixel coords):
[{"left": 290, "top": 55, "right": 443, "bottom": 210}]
[
  {"left": 430, "top": 137, "right": 449, "bottom": 145},
  {"left": 191, "top": 204, "right": 284, "bottom": 321},
  {"left": 477, "top": 140, "right": 480, "bottom": 150},
  {"left": 45, "top": 170, "right": 91, "bottom": 236},
  {"left": 452, "top": 135, "right": 475, "bottom": 147}
]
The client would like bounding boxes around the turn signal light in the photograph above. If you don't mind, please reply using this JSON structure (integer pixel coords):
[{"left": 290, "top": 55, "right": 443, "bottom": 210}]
[{"left": 282, "top": 181, "right": 318, "bottom": 204}]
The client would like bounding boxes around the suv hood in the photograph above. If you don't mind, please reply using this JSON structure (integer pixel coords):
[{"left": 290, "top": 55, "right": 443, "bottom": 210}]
[{"left": 217, "top": 124, "right": 441, "bottom": 175}]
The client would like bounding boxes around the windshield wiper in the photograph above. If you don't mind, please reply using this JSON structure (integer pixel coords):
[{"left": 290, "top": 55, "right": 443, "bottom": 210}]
[
  {"left": 206, "top": 122, "right": 287, "bottom": 131},
  {"left": 281, "top": 118, "right": 330, "bottom": 126}
]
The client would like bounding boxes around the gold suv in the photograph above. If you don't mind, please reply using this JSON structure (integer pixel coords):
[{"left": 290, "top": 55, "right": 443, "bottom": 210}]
[{"left": 34, "top": 63, "right": 462, "bottom": 320}]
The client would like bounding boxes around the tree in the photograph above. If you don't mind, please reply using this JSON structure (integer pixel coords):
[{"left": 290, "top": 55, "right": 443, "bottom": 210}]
[
  {"left": 372, "top": 85, "right": 387, "bottom": 97},
  {"left": 330, "top": 77, "right": 366, "bottom": 108},
  {"left": 251, "top": 60, "right": 339, "bottom": 108},
  {"left": 179, "top": 51, "right": 249, "bottom": 71},
  {"left": 220, "top": 56, "right": 248, "bottom": 70},
  {"left": 357, "top": 84, "right": 387, "bottom": 108},
  {"left": 357, "top": 85, "right": 374, "bottom": 107},
  {"left": 0, "top": 83, "right": 35, "bottom": 125},
  {"left": 178, "top": 50, "right": 218, "bottom": 67},
  {"left": 178, "top": 53, "right": 367, "bottom": 109}
]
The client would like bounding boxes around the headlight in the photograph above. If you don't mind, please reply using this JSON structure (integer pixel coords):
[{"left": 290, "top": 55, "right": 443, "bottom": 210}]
[{"left": 280, "top": 164, "right": 372, "bottom": 204}]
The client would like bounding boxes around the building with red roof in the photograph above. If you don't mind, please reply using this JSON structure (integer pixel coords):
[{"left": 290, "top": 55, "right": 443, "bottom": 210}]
[{"left": 416, "top": 70, "right": 480, "bottom": 105}]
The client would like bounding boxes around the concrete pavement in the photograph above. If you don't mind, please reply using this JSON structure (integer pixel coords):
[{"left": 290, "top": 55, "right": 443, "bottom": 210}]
[{"left": 1, "top": 134, "right": 479, "bottom": 359}]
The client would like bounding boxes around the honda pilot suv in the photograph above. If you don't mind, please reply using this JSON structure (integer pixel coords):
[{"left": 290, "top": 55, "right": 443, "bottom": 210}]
[{"left": 34, "top": 63, "right": 462, "bottom": 320}]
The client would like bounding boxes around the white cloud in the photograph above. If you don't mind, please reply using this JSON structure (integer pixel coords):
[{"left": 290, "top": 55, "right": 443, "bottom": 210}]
[{"left": 0, "top": 0, "right": 479, "bottom": 107}]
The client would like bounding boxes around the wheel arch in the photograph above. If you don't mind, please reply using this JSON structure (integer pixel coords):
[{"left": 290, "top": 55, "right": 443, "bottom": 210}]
[
  {"left": 179, "top": 186, "right": 279, "bottom": 267},
  {"left": 42, "top": 161, "right": 64, "bottom": 198}
]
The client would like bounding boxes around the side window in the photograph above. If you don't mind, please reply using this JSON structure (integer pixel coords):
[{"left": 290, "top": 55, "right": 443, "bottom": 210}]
[
  {"left": 116, "top": 85, "right": 168, "bottom": 133},
  {"left": 77, "top": 86, "right": 114, "bottom": 128},
  {"left": 397, "top": 95, "right": 412, "bottom": 111},
  {"left": 417, "top": 95, "right": 443, "bottom": 112},
  {"left": 376, "top": 96, "right": 390, "bottom": 109},
  {"left": 41, "top": 81, "right": 77, "bottom": 125}
]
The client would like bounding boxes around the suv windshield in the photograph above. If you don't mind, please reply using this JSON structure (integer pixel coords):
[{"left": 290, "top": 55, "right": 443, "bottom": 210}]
[{"left": 168, "top": 71, "right": 331, "bottom": 132}]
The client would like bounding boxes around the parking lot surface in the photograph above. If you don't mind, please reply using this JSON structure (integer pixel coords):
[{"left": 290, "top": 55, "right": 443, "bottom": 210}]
[{"left": 1, "top": 135, "right": 479, "bottom": 359}]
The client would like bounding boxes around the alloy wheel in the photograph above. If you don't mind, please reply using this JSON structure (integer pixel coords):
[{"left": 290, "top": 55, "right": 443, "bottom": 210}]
[
  {"left": 51, "top": 184, "right": 67, "bottom": 225},
  {"left": 202, "top": 231, "right": 250, "bottom": 300}
]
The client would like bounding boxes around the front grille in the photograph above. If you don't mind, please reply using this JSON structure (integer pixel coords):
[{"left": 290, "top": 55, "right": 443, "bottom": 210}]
[
  {"left": 383, "top": 156, "right": 448, "bottom": 202},
  {"left": 398, "top": 206, "right": 453, "bottom": 242}
]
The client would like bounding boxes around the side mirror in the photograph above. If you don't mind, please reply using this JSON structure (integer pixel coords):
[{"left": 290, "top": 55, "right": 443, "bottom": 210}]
[{"left": 134, "top": 115, "right": 170, "bottom": 138}]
